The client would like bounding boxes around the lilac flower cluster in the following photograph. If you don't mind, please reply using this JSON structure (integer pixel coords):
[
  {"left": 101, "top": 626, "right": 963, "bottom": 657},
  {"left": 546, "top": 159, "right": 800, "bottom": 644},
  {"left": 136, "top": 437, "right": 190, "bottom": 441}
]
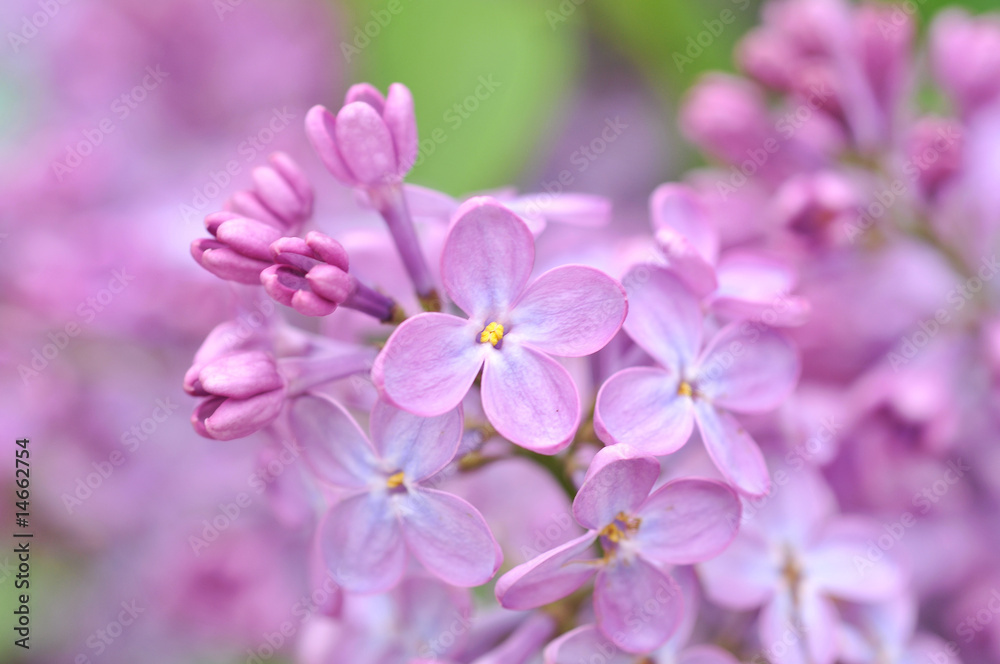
[{"left": 182, "top": 2, "right": 1000, "bottom": 662}]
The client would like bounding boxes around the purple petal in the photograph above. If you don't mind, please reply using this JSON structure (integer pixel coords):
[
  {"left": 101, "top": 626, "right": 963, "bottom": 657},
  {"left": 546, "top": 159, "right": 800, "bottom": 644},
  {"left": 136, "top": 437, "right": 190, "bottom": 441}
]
[
  {"left": 305, "top": 231, "right": 350, "bottom": 271},
  {"left": 214, "top": 217, "right": 284, "bottom": 262},
  {"left": 481, "top": 343, "right": 580, "bottom": 454},
  {"left": 594, "top": 366, "right": 695, "bottom": 455},
  {"left": 698, "top": 531, "right": 779, "bottom": 609},
  {"left": 543, "top": 625, "right": 635, "bottom": 664},
  {"left": 649, "top": 183, "right": 719, "bottom": 264},
  {"left": 384, "top": 83, "right": 418, "bottom": 175},
  {"left": 692, "top": 401, "right": 770, "bottom": 496},
  {"left": 225, "top": 191, "right": 283, "bottom": 229},
  {"left": 573, "top": 446, "right": 660, "bottom": 530},
  {"left": 194, "top": 391, "right": 284, "bottom": 441},
  {"left": 368, "top": 399, "right": 463, "bottom": 481},
  {"left": 399, "top": 488, "right": 502, "bottom": 587},
  {"left": 344, "top": 82, "right": 386, "bottom": 111},
  {"left": 495, "top": 532, "right": 598, "bottom": 610},
  {"left": 634, "top": 479, "right": 741, "bottom": 564},
  {"left": 198, "top": 350, "right": 283, "bottom": 398},
  {"left": 622, "top": 265, "right": 703, "bottom": 370},
  {"left": 192, "top": 239, "right": 270, "bottom": 285},
  {"left": 305, "top": 105, "right": 356, "bottom": 185},
  {"left": 306, "top": 265, "right": 353, "bottom": 305},
  {"left": 373, "top": 313, "right": 487, "bottom": 416},
  {"left": 287, "top": 394, "right": 377, "bottom": 488},
  {"left": 711, "top": 252, "right": 809, "bottom": 326},
  {"left": 441, "top": 198, "right": 535, "bottom": 318},
  {"left": 506, "top": 266, "right": 626, "bottom": 357},
  {"left": 268, "top": 152, "right": 314, "bottom": 220},
  {"left": 335, "top": 101, "right": 398, "bottom": 185},
  {"left": 251, "top": 165, "right": 300, "bottom": 223},
  {"left": 655, "top": 227, "right": 719, "bottom": 297},
  {"left": 804, "top": 518, "right": 907, "bottom": 601},
  {"left": 593, "top": 558, "right": 683, "bottom": 653},
  {"left": 320, "top": 491, "right": 407, "bottom": 593},
  {"left": 695, "top": 323, "right": 800, "bottom": 413}
]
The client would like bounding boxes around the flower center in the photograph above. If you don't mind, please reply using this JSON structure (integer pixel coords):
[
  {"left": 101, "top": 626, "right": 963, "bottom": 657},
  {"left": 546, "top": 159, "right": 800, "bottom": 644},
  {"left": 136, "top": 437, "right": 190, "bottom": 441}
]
[
  {"left": 480, "top": 321, "right": 504, "bottom": 347},
  {"left": 598, "top": 511, "right": 641, "bottom": 558},
  {"left": 386, "top": 471, "right": 405, "bottom": 489},
  {"left": 677, "top": 381, "right": 693, "bottom": 397}
]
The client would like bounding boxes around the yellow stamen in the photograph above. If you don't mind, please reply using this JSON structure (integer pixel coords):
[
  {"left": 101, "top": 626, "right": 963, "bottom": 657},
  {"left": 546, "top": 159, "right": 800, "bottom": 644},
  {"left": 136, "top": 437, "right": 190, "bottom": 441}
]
[
  {"left": 599, "top": 521, "right": 625, "bottom": 542},
  {"left": 677, "top": 381, "right": 693, "bottom": 397},
  {"left": 480, "top": 321, "right": 504, "bottom": 346},
  {"left": 386, "top": 471, "right": 405, "bottom": 489},
  {"left": 598, "top": 511, "right": 641, "bottom": 543}
]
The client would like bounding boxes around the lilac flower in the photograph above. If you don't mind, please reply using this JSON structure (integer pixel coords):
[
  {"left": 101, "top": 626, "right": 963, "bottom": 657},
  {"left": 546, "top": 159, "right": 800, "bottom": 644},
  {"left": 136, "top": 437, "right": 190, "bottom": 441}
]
[
  {"left": 496, "top": 446, "right": 741, "bottom": 653},
  {"left": 191, "top": 212, "right": 284, "bottom": 285},
  {"left": 699, "top": 469, "right": 908, "bottom": 664},
  {"left": 261, "top": 231, "right": 402, "bottom": 320},
  {"left": 373, "top": 197, "right": 628, "bottom": 454},
  {"left": 224, "top": 151, "right": 314, "bottom": 235},
  {"left": 288, "top": 394, "right": 502, "bottom": 593},
  {"left": 595, "top": 265, "right": 800, "bottom": 496}
]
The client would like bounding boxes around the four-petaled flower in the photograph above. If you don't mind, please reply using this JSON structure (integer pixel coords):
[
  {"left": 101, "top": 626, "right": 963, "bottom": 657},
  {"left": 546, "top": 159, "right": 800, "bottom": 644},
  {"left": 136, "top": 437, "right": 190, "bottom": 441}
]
[
  {"left": 495, "top": 445, "right": 741, "bottom": 653},
  {"left": 373, "top": 197, "right": 628, "bottom": 454},
  {"left": 289, "top": 393, "right": 502, "bottom": 593},
  {"left": 596, "top": 265, "right": 800, "bottom": 496}
]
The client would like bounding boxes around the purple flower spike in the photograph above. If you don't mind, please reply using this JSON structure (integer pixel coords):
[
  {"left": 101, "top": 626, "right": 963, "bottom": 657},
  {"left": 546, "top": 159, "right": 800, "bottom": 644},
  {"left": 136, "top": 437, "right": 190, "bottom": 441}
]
[
  {"left": 496, "top": 445, "right": 741, "bottom": 653},
  {"left": 288, "top": 394, "right": 502, "bottom": 593},
  {"left": 191, "top": 213, "right": 285, "bottom": 284},
  {"left": 305, "top": 82, "right": 416, "bottom": 188},
  {"left": 261, "top": 231, "right": 401, "bottom": 321},
  {"left": 373, "top": 197, "right": 628, "bottom": 454},
  {"left": 188, "top": 350, "right": 287, "bottom": 440},
  {"left": 595, "top": 266, "right": 800, "bottom": 496},
  {"left": 225, "top": 152, "right": 314, "bottom": 234}
]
